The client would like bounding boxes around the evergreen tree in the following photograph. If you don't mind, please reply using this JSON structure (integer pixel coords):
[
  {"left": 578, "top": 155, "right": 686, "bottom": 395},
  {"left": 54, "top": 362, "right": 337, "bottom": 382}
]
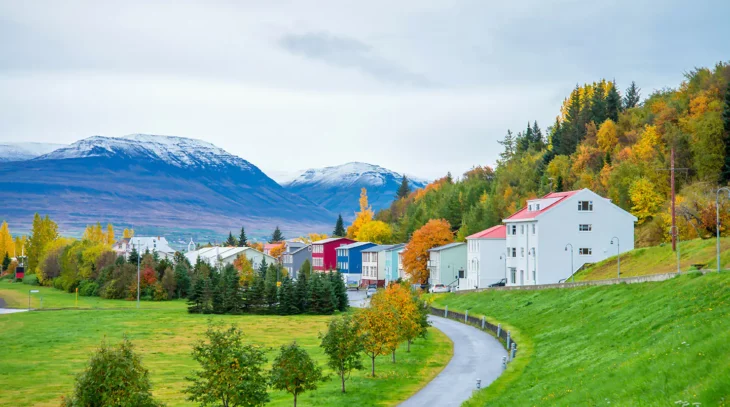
[
  {"left": 210, "top": 271, "right": 225, "bottom": 314},
  {"left": 333, "top": 214, "right": 346, "bottom": 237},
  {"left": 174, "top": 263, "right": 191, "bottom": 298},
  {"left": 549, "top": 117, "right": 564, "bottom": 155},
  {"left": 721, "top": 82, "right": 730, "bottom": 183},
  {"left": 590, "top": 82, "right": 607, "bottom": 125},
  {"left": 564, "top": 85, "right": 583, "bottom": 154},
  {"left": 396, "top": 176, "right": 411, "bottom": 199},
  {"left": 624, "top": 81, "right": 641, "bottom": 109},
  {"left": 299, "top": 259, "right": 311, "bottom": 280},
  {"left": 309, "top": 274, "right": 336, "bottom": 315},
  {"left": 258, "top": 258, "right": 268, "bottom": 278},
  {"left": 222, "top": 265, "right": 242, "bottom": 314},
  {"left": 294, "top": 270, "right": 309, "bottom": 313},
  {"left": 329, "top": 272, "right": 349, "bottom": 312},
  {"left": 238, "top": 226, "right": 248, "bottom": 247},
  {"left": 201, "top": 277, "right": 214, "bottom": 314},
  {"left": 2, "top": 252, "right": 10, "bottom": 272},
  {"left": 246, "top": 273, "right": 265, "bottom": 311},
  {"left": 187, "top": 277, "right": 205, "bottom": 313},
  {"left": 277, "top": 277, "right": 298, "bottom": 315},
  {"left": 497, "top": 130, "right": 516, "bottom": 163},
  {"left": 606, "top": 81, "right": 622, "bottom": 121},
  {"left": 446, "top": 172, "right": 453, "bottom": 183},
  {"left": 128, "top": 247, "right": 139, "bottom": 265},
  {"left": 270, "top": 226, "right": 285, "bottom": 243},
  {"left": 264, "top": 264, "right": 279, "bottom": 310},
  {"left": 531, "top": 121, "right": 544, "bottom": 150},
  {"left": 225, "top": 232, "right": 237, "bottom": 247}
]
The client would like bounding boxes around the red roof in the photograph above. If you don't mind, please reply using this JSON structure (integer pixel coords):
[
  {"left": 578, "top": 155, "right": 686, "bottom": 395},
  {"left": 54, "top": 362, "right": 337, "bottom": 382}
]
[
  {"left": 505, "top": 190, "right": 580, "bottom": 221},
  {"left": 467, "top": 225, "right": 506, "bottom": 239}
]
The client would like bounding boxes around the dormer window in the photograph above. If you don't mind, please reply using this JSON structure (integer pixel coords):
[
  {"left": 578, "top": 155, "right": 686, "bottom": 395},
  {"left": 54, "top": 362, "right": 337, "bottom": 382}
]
[
  {"left": 535, "top": 203, "right": 540, "bottom": 210},
  {"left": 528, "top": 204, "right": 532, "bottom": 211},
  {"left": 578, "top": 201, "right": 593, "bottom": 211}
]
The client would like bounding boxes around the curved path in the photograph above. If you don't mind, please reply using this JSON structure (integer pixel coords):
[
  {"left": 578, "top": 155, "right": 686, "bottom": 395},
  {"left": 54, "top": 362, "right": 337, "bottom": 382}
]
[{"left": 399, "top": 315, "right": 507, "bottom": 407}]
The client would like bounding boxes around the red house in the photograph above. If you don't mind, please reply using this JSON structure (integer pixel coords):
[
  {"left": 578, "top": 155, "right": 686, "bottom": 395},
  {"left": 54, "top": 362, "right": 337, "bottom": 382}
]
[{"left": 311, "top": 237, "right": 356, "bottom": 272}]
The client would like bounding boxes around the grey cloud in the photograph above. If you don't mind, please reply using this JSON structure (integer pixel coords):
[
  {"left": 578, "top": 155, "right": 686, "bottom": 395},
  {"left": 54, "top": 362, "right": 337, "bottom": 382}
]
[{"left": 279, "top": 31, "right": 433, "bottom": 87}]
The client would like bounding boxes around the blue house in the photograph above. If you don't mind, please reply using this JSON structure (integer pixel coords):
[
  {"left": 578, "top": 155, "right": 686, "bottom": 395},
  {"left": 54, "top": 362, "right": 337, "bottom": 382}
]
[
  {"left": 383, "top": 244, "right": 406, "bottom": 285},
  {"left": 336, "top": 241, "right": 376, "bottom": 286}
]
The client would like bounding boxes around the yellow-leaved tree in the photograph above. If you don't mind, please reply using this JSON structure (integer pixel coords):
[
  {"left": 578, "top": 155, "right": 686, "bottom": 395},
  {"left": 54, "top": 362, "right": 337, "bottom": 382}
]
[
  {"left": 347, "top": 188, "right": 374, "bottom": 239},
  {"left": 269, "top": 242, "right": 286, "bottom": 260},
  {"left": 106, "top": 224, "right": 115, "bottom": 245},
  {"left": 123, "top": 228, "right": 135, "bottom": 239},
  {"left": 355, "top": 221, "right": 392, "bottom": 244},
  {"left": 633, "top": 125, "right": 661, "bottom": 162},
  {"left": 233, "top": 254, "right": 255, "bottom": 287},
  {"left": 0, "top": 221, "right": 13, "bottom": 259},
  {"left": 596, "top": 119, "right": 618, "bottom": 153},
  {"left": 629, "top": 177, "right": 664, "bottom": 224},
  {"left": 357, "top": 292, "right": 401, "bottom": 377}
]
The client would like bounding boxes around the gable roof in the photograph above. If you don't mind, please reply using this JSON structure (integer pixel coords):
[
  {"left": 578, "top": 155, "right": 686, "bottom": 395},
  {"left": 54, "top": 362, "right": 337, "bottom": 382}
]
[
  {"left": 504, "top": 190, "right": 580, "bottom": 221},
  {"left": 428, "top": 242, "right": 465, "bottom": 252},
  {"left": 361, "top": 244, "right": 395, "bottom": 253},
  {"left": 312, "top": 237, "right": 352, "bottom": 245},
  {"left": 467, "top": 225, "right": 506, "bottom": 240},
  {"left": 287, "top": 245, "right": 311, "bottom": 255},
  {"left": 383, "top": 243, "right": 406, "bottom": 252}
]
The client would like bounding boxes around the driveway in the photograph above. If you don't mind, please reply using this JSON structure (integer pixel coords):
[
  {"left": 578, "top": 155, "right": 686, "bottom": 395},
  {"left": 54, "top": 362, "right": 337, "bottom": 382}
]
[
  {"left": 347, "top": 289, "right": 369, "bottom": 308},
  {"left": 399, "top": 315, "right": 507, "bottom": 407},
  {"left": 0, "top": 297, "right": 28, "bottom": 315}
]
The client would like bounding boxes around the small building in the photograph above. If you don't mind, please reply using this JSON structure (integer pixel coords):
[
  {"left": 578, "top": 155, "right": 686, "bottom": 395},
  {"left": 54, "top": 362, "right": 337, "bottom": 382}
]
[
  {"left": 113, "top": 236, "right": 176, "bottom": 260},
  {"left": 503, "top": 188, "right": 636, "bottom": 286},
  {"left": 383, "top": 244, "right": 406, "bottom": 285},
  {"left": 282, "top": 245, "right": 311, "bottom": 280},
  {"left": 185, "top": 246, "right": 275, "bottom": 269},
  {"left": 361, "top": 245, "right": 395, "bottom": 287},
  {"left": 397, "top": 248, "right": 406, "bottom": 280},
  {"left": 466, "top": 225, "right": 506, "bottom": 289},
  {"left": 336, "top": 241, "right": 376, "bottom": 286},
  {"left": 311, "top": 237, "right": 356, "bottom": 272},
  {"left": 427, "top": 242, "right": 466, "bottom": 290}
]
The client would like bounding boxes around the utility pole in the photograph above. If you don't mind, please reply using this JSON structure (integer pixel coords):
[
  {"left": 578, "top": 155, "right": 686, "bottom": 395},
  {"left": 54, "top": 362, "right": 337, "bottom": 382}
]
[{"left": 658, "top": 147, "right": 688, "bottom": 252}]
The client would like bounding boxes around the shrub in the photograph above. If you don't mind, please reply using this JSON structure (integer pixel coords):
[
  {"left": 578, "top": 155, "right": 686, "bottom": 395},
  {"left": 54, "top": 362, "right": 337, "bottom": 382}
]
[
  {"left": 78, "top": 280, "right": 99, "bottom": 297},
  {"left": 61, "top": 337, "right": 163, "bottom": 407},
  {"left": 22, "top": 274, "right": 39, "bottom": 286}
]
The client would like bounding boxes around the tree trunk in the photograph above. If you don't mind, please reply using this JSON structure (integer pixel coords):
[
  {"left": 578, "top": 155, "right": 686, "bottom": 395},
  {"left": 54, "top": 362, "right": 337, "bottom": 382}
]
[
  {"left": 341, "top": 372, "right": 346, "bottom": 393},
  {"left": 294, "top": 392, "right": 297, "bottom": 407},
  {"left": 371, "top": 355, "right": 376, "bottom": 377},
  {"left": 407, "top": 339, "right": 411, "bottom": 352}
]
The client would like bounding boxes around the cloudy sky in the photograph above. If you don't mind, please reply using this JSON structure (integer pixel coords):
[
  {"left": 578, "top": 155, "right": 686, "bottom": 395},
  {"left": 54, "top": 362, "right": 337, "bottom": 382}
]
[{"left": 1, "top": 0, "right": 729, "bottom": 180}]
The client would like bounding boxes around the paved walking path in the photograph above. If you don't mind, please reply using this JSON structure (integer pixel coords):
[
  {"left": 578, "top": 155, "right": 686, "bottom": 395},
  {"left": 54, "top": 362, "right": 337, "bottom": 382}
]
[
  {"left": 399, "top": 315, "right": 507, "bottom": 407},
  {"left": 0, "top": 297, "right": 28, "bottom": 315}
]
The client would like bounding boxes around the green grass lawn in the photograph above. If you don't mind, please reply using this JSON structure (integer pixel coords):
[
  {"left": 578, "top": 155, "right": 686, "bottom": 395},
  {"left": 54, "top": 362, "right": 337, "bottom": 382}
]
[
  {"left": 431, "top": 272, "right": 730, "bottom": 406},
  {"left": 0, "top": 286, "right": 452, "bottom": 407},
  {"left": 576, "top": 237, "right": 730, "bottom": 281}
]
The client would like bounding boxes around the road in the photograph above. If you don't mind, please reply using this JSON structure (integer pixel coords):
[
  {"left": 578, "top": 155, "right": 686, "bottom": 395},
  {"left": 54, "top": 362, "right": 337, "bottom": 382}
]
[
  {"left": 347, "top": 289, "right": 369, "bottom": 308},
  {"left": 0, "top": 297, "right": 28, "bottom": 315},
  {"left": 399, "top": 315, "right": 507, "bottom": 407}
]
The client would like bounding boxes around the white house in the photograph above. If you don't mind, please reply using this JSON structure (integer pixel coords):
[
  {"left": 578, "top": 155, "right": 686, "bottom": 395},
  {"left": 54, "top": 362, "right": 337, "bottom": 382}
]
[
  {"left": 466, "top": 225, "right": 507, "bottom": 289},
  {"left": 361, "top": 245, "right": 394, "bottom": 287},
  {"left": 185, "top": 246, "right": 276, "bottom": 269},
  {"left": 503, "top": 189, "right": 636, "bottom": 286},
  {"left": 113, "top": 236, "right": 176, "bottom": 260}
]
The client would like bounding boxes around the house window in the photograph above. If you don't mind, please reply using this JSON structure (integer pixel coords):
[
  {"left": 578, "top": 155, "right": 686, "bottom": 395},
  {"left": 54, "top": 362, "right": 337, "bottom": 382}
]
[
  {"left": 520, "top": 248, "right": 525, "bottom": 257},
  {"left": 579, "top": 224, "right": 592, "bottom": 232},
  {"left": 511, "top": 248, "right": 516, "bottom": 257},
  {"left": 532, "top": 270, "right": 536, "bottom": 282},
  {"left": 520, "top": 225, "right": 524, "bottom": 235},
  {"left": 510, "top": 267, "right": 517, "bottom": 284},
  {"left": 511, "top": 225, "right": 517, "bottom": 235},
  {"left": 458, "top": 269, "right": 465, "bottom": 279},
  {"left": 536, "top": 203, "right": 540, "bottom": 210},
  {"left": 579, "top": 248, "right": 592, "bottom": 256},
  {"left": 528, "top": 204, "right": 532, "bottom": 211},
  {"left": 578, "top": 201, "right": 593, "bottom": 211},
  {"left": 532, "top": 224, "right": 536, "bottom": 234}
]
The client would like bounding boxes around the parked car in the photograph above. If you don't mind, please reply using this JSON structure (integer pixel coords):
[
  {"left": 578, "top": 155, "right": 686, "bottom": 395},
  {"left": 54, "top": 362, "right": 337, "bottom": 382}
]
[
  {"left": 365, "top": 284, "right": 377, "bottom": 298},
  {"left": 429, "top": 284, "right": 450, "bottom": 293},
  {"left": 489, "top": 278, "right": 507, "bottom": 288},
  {"left": 346, "top": 280, "right": 360, "bottom": 291}
]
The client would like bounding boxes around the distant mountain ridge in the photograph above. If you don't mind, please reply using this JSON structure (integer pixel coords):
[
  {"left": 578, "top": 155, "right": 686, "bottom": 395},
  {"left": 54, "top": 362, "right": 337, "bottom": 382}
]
[
  {"left": 0, "top": 142, "right": 66, "bottom": 162},
  {"left": 0, "top": 134, "right": 332, "bottom": 234},
  {"left": 282, "top": 162, "right": 428, "bottom": 218}
]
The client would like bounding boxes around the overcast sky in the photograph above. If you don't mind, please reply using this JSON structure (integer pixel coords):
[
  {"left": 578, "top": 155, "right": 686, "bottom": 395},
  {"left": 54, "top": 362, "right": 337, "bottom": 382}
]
[{"left": 1, "top": 1, "right": 729, "bottom": 180}]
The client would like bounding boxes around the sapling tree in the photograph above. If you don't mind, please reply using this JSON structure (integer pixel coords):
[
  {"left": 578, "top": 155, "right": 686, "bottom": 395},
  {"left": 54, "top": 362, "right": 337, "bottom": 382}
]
[
  {"left": 185, "top": 322, "right": 269, "bottom": 407},
  {"left": 319, "top": 314, "right": 364, "bottom": 393},
  {"left": 270, "top": 342, "right": 325, "bottom": 407}
]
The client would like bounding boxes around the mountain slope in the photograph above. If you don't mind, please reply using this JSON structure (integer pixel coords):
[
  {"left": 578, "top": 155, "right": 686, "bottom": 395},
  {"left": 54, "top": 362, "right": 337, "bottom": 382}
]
[
  {"left": 282, "top": 162, "right": 427, "bottom": 218},
  {"left": 0, "top": 134, "right": 332, "bottom": 233},
  {"left": 0, "top": 142, "right": 66, "bottom": 162}
]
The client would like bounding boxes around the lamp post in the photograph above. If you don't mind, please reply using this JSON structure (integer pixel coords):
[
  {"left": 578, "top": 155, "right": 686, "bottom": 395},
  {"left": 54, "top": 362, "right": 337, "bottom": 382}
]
[
  {"left": 610, "top": 237, "right": 620, "bottom": 279},
  {"left": 132, "top": 241, "right": 140, "bottom": 309},
  {"left": 499, "top": 252, "right": 507, "bottom": 283},
  {"left": 716, "top": 187, "right": 730, "bottom": 272},
  {"left": 669, "top": 226, "right": 681, "bottom": 274},
  {"left": 564, "top": 244, "right": 574, "bottom": 282}
]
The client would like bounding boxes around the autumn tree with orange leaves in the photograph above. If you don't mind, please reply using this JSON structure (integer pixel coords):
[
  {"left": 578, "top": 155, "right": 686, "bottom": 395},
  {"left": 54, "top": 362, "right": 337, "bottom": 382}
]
[
  {"left": 347, "top": 188, "right": 374, "bottom": 239},
  {"left": 269, "top": 242, "right": 286, "bottom": 261},
  {"left": 380, "top": 282, "right": 428, "bottom": 357},
  {"left": 233, "top": 254, "right": 255, "bottom": 287},
  {"left": 356, "top": 292, "right": 400, "bottom": 377},
  {"left": 402, "top": 219, "right": 454, "bottom": 284}
]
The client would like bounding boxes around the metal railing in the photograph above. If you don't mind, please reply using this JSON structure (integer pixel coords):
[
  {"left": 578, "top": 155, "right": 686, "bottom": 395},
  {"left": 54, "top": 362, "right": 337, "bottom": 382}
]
[{"left": 429, "top": 306, "right": 518, "bottom": 360}]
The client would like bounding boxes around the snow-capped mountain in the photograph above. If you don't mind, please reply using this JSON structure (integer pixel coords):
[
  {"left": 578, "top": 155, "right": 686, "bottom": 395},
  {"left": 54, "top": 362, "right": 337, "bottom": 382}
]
[
  {"left": 38, "top": 134, "right": 252, "bottom": 170},
  {"left": 0, "top": 134, "right": 332, "bottom": 233},
  {"left": 0, "top": 142, "right": 66, "bottom": 162},
  {"left": 282, "top": 162, "right": 428, "bottom": 217}
]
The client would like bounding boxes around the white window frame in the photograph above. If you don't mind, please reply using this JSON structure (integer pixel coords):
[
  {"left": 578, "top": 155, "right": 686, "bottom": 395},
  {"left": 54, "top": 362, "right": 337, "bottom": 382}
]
[
  {"left": 579, "top": 224, "right": 592, "bottom": 232},
  {"left": 520, "top": 247, "right": 525, "bottom": 257},
  {"left": 511, "top": 248, "right": 516, "bottom": 257},
  {"left": 521, "top": 225, "right": 524, "bottom": 235},
  {"left": 532, "top": 224, "right": 536, "bottom": 234},
  {"left": 579, "top": 248, "right": 592, "bottom": 256},
  {"left": 578, "top": 200, "right": 594, "bottom": 211}
]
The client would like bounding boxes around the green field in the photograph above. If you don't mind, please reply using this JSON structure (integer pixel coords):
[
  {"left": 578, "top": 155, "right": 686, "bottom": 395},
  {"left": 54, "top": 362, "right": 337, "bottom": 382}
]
[
  {"left": 431, "top": 272, "right": 730, "bottom": 406},
  {"left": 576, "top": 237, "right": 730, "bottom": 281},
  {"left": 0, "top": 283, "right": 452, "bottom": 407}
]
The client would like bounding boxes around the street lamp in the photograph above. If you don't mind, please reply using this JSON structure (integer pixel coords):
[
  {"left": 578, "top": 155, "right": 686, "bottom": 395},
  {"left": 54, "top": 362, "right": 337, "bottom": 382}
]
[
  {"left": 716, "top": 187, "right": 730, "bottom": 272},
  {"left": 669, "top": 226, "right": 681, "bottom": 274},
  {"left": 610, "top": 237, "right": 620, "bottom": 279},
  {"left": 564, "top": 244, "right": 574, "bottom": 282},
  {"left": 499, "top": 252, "right": 507, "bottom": 283},
  {"left": 132, "top": 241, "right": 140, "bottom": 309}
]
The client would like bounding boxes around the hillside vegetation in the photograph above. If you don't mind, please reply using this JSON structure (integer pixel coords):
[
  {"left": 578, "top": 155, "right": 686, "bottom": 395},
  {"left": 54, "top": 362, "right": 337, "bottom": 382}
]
[
  {"left": 376, "top": 62, "right": 730, "bottom": 248},
  {"left": 576, "top": 237, "right": 730, "bottom": 281},
  {"left": 431, "top": 272, "right": 730, "bottom": 406}
]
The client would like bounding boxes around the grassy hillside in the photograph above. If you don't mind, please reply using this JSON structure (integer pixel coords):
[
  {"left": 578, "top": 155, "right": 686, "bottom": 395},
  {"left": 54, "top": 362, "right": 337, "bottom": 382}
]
[
  {"left": 575, "top": 237, "right": 730, "bottom": 281},
  {"left": 431, "top": 272, "right": 730, "bottom": 406},
  {"left": 0, "top": 284, "right": 451, "bottom": 407}
]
